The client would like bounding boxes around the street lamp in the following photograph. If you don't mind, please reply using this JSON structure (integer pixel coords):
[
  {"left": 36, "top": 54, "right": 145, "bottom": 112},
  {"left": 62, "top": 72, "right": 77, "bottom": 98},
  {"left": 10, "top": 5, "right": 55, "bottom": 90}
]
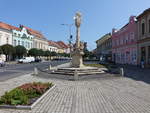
[{"left": 61, "top": 23, "right": 74, "bottom": 58}]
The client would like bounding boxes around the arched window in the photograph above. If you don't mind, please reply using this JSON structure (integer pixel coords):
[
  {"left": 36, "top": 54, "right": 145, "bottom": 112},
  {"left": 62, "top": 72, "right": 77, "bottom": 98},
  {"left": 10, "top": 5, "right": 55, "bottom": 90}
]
[{"left": 142, "top": 23, "right": 145, "bottom": 35}]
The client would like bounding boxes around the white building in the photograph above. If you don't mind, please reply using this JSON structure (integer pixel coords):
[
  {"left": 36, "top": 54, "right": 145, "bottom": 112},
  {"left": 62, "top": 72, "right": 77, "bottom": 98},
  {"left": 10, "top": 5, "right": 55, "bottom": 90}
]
[
  {"left": 12, "top": 26, "right": 34, "bottom": 50},
  {"left": 48, "top": 40, "right": 59, "bottom": 53},
  {"left": 21, "top": 25, "right": 49, "bottom": 51},
  {"left": 0, "top": 22, "right": 13, "bottom": 46}
]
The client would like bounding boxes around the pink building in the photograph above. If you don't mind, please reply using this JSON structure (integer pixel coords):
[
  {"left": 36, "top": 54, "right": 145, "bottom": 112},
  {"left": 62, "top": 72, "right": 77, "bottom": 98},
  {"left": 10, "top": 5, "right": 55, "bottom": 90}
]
[{"left": 112, "top": 16, "right": 138, "bottom": 65}]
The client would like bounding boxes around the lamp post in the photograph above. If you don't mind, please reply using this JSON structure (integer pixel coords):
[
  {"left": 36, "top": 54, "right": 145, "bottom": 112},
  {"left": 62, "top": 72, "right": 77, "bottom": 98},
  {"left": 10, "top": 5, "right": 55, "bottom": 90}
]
[{"left": 61, "top": 24, "right": 73, "bottom": 58}]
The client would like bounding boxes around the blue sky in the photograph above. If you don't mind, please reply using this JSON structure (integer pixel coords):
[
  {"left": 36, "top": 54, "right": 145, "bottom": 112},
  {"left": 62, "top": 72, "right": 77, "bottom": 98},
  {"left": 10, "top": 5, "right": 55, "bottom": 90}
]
[{"left": 0, "top": 0, "right": 150, "bottom": 50}]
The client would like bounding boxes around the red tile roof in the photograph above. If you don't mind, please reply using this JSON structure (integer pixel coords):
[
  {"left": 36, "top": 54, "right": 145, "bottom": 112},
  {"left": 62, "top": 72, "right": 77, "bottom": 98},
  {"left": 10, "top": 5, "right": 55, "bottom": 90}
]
[
  {"left": 0, "top": 22, "right": 46, "bottom": 39},
  {"left": 20, "top": 25, "right": 44, "bottom": 38},
  {"left": 48, "top": 40, "right": 62, "bottom": 49},
  {"left": 56, "top": 41, "right": 69, "bottom": 49},
  {"left": 0, "top": 22, "right": 20, "bottom": 31}
]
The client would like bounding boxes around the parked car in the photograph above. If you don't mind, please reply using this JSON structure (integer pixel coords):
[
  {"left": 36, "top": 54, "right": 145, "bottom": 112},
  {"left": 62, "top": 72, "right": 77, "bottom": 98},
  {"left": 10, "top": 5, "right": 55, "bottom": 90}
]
[
  {"left": 35, "top": 58, "right": 42, "bottom": 62},
  {"left": 18, "top": 57, "right": 35, "bottom": 63},
  {"left": 0, "top": 58, "right": 5, "bottom": 67}
]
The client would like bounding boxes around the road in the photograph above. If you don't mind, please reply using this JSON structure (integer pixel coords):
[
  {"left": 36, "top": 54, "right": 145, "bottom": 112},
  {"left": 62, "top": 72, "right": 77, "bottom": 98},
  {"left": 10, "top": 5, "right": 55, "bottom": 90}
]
[{"left": 0, "top": 60, "right": 69, "bottom": 82}]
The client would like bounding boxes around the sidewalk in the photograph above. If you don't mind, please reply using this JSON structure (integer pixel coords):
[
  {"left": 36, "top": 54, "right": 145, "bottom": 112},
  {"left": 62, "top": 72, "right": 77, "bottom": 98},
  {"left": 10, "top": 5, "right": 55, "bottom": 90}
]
[
  {"left": 0, "top": 72, "right": 150, "bottom": 113},
  {"left": 117, "top": 64, "right": 150, "bottom": 84}
]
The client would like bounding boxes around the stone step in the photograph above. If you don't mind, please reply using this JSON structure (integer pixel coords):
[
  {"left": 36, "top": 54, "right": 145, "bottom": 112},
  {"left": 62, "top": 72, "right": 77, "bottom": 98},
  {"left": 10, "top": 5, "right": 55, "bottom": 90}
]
[
  {"left": 55, "top": 70, "right": 102, "bottom": 73},
  {"left": 51, "top": 70, "right": 104, "bottom": 75},
  {"left": 57, "top": 68, "right": 99, "bottom": 71}
]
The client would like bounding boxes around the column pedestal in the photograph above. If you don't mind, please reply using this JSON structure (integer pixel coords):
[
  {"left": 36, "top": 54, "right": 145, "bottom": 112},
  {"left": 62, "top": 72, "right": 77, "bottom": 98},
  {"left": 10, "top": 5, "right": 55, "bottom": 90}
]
[{"left": 71, "top": 49, "right": 84, "bottom": 68}]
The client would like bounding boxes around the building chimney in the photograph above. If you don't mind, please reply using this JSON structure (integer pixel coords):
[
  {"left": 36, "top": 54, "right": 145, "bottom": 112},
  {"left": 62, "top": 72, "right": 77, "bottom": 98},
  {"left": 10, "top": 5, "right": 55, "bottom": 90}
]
[
  {"left": 129, "top": 16, "right": 136, "bottom": 23},
  {"left": 112, "top": 28, "right": 117, "bottom": 34}
]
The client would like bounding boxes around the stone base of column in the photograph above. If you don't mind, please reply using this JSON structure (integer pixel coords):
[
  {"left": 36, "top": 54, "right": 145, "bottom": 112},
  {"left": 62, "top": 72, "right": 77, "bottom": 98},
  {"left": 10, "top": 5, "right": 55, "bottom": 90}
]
[{"left": 71, "top": 49, "right": 84, "bottom": 68}]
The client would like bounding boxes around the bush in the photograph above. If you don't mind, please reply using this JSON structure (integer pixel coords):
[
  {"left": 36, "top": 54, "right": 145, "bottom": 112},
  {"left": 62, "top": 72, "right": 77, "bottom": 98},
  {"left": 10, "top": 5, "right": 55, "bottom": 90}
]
[
  {"left": 0, "top": 82, "right": 53, "bottom": 105},
  {"left": 0, "top": 88, "right": 28, "bottom": 105}
]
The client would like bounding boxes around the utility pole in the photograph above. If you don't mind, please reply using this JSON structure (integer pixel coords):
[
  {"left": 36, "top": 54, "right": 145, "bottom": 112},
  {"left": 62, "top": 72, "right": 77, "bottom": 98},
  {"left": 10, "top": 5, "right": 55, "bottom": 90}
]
[{"left": 61, "top": 24, "right": 73, "bottom": 58}]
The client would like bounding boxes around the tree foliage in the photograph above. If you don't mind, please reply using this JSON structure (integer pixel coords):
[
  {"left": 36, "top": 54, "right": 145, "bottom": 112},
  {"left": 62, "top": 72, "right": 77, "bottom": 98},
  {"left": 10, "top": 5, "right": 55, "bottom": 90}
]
[
  {"left": 44, "top": 50, "right": 51, "bottom": 57},
  {"left": 0, "top": 46, "right": 2, "bottom": 54},
  {"left": 1, "top": 44, "right": 15, "bottom": 61},
  {"left": 15, "top": 45, "right": 27, "bottom": 58},
  {"left": 51, "top": 51, "right": 57, "bottom": 56},
  {"left": 28, "top": 48, "right": 38, "bottom": 57},
  {"left": 37, "top": 49, "right": 44, "bottom": 56}
]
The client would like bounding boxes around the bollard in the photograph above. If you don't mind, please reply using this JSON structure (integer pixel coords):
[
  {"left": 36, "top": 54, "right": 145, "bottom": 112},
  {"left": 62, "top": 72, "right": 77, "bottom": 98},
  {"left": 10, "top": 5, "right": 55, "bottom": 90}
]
[
  {"left": 120, "top": 68, "right": 124, "bottom": 77},
  {"left": 34, "top": 67, "right": 38, "bottom": 75},
  {"left": 74, "top": 70, "right": 78, "bottom": 81},
  {"left": 49, "top": 65, "right": 51, "bottom": 70}
]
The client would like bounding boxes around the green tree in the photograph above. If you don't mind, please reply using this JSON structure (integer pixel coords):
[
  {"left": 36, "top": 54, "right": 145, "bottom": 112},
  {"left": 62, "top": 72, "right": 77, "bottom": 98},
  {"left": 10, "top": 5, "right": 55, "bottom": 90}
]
[
  {"left": 83, "top": 49, "right": 90, "bottom": 59},
  {"left": 28, "top": 48, "right": 38, "bottom": 57},
  {"left": 44, "top": 50, "right": 51, "bottom": 60},
  {"left": 1, "top": 44, "right": 15, "bottom": 61},
  {"left": 37, "top": 49, "right": 44, "bottom": 57},
  {"left": 0, "top": 46, "right": 3, "bottom": 54},
  {"left": 15, "top": 45, "right": 27, "bottom": 59},
  {"left": 51, "top": 51, "right": 57, "bottom": 57}
]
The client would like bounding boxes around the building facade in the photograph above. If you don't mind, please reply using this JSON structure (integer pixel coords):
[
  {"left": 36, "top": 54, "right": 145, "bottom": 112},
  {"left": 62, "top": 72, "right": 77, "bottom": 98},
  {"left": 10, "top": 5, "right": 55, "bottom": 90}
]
[
  {"left": 0, "top": 22, "right": 14, "bottom": 46},
  {"left": 95, "top": 33, "right": 112, "bottom": 62},
  {"left": 21, "top": 25, "right": 49, "bottom": 51},
  {"left": 56, "top": 41, "right": 70, "bottom": 54},
  {"left": 48, "top": 40, "right": 59, "bottom": 53},
  {"left": 12, "top": 26, "right": 33, "bottom": 50},
  {"left": 33, "top": 37, "right": 49, "bottom": 51},
  {"left": 137, "top": 8, "right": 150, "bottom": 67},
  {"left": 112, "top": 16, "right": 138, "bottom": 65}
]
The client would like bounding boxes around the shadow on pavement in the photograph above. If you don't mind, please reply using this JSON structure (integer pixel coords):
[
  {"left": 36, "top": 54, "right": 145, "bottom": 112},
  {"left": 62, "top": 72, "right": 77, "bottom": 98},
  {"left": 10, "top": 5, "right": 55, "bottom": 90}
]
[{"left": 119, "top": 65, "right": 150, "bottom": 84}]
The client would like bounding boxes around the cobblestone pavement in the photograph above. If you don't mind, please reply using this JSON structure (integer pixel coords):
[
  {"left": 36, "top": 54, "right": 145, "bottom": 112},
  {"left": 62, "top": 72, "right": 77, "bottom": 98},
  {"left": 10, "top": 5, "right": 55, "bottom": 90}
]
[
  {"left": 0, "top": 73, "right": 150, "bottom": 113},
  {"left": 123, "top": 65, "right": 150, "bottom": 84}
]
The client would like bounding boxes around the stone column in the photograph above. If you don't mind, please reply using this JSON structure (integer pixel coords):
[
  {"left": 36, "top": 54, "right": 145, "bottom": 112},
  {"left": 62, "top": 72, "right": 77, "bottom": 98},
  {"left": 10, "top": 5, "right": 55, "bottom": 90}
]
[
  {"left": 76, "top": 27, "right": 80, "bottom": 48},
  {"left": 71, "top": 12, "right": 84, "bottom": 68}
]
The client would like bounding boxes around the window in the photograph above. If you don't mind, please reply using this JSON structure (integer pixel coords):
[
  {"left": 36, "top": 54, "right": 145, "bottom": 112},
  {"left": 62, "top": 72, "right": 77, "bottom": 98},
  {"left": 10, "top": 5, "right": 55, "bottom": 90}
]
[
  {"left": 14, "top": 33, "right": 17, "bottom": 36},
  {"left": 28, "top": 42, "right": 30, "bottom": 48},
  {"left": 31, "top": 43, "right": 32, "bottom": 48},
  {"left": 22, "top": 41, "right": 24, "bottom": 46},
  {"left": 18, "top": 34, "right": 21, "bottom": 37},
  {"left": 149, "top": 19, "right": 150, "bottom": 33},
  {"left": 142, "top": 23, "right": 145, "bottom": 35},
  {"left": 130, "top": 32, "right": 134, "bottom": 42},
  {"left": 14, "top": 40, "right": 16, "bottom": 46},
  {"left": 6, "top": 37, "right": 9, "bottom": 44},
  {"left": 25, "top": 42, "right": 28, "bottom": 48},
  {"left": 18, "top": 40, "right": 20, "bottom": 45}
]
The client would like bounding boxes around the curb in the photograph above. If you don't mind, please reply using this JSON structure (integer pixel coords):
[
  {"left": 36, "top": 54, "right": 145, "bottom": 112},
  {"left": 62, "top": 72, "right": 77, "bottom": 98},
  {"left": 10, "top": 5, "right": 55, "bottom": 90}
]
[{"left": 0, "top": 84, "right": 56, "bottom": 110}]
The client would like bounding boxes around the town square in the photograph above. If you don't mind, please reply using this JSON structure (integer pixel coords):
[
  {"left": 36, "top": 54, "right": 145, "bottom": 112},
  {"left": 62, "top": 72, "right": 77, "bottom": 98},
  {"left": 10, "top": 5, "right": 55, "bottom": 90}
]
[{"left": 0, "top": 0, "right": 150, "bottom": 113}]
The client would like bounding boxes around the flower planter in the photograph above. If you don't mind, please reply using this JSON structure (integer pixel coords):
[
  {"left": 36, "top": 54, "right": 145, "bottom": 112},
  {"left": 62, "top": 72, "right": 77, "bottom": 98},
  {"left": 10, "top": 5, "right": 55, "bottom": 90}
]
[{"left": 0, "top": 84, "right": 56, "bottom": 110}]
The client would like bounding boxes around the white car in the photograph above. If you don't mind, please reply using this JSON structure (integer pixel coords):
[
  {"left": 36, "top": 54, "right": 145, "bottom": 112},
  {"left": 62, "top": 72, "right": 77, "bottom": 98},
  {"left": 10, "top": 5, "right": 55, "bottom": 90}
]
[{"left": 18, "top": 57, "right": 35, "bottom": 63}]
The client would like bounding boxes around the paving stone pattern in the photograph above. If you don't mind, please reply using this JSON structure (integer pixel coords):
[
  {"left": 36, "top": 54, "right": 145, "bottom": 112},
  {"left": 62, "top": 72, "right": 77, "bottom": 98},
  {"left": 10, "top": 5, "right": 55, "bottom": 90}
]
[{"left": 0, "top": 73, "right": 150, "bottom": 113}]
